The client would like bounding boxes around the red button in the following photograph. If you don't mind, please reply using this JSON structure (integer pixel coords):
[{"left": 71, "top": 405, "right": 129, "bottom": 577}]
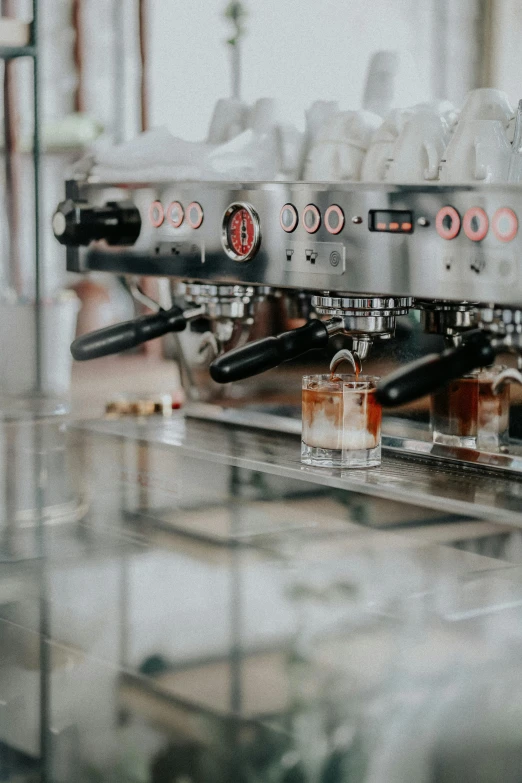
[
  {"left": 463, "top": 207, "right": 489, "bottom": 242},
  {"left": 149, "top": 201, "right": 164, "bottom": 228},
  {"left": 166, "top": 201, "right": 184, "bottom": 228},
  {"left": 325, "top": 205, "right": 345, "bottom": 235},
  {"left": 436, "top": 206, "right": 461, "bottom": 240},
  {"left": 303, "top": 204, "right": 321, "bottom": 234},
  {"left": 492, "top": 207, "right": 518, "bottom": 243},
  {"left": 187, "top": 202, "right": 204, "bottom": 229}
]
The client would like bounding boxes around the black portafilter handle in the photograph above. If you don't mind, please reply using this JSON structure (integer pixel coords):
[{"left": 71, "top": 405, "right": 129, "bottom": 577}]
[
  {"left": 375, "top": 331, "right": 497, "bottom": 408},
  {"left": 71, "top": 306, "right": 188, "bottom": 361},
  {"left": 209, "top": 320, "right": 330, "bottom": 383}
]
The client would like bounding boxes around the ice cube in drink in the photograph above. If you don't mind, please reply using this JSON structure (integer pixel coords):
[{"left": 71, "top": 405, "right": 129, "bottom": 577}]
[{"left": 477, "top": 369, "right": 510, "bottom": 451}]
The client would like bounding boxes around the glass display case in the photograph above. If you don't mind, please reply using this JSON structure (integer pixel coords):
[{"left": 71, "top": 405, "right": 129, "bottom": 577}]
[{"left": 1, "top": 413, "right": 522, "bottom": 782}]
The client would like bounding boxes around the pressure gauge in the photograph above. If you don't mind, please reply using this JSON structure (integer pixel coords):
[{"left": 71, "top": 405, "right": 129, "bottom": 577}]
[{"left": 222, "top": 202, "right": 261, "bottom": 262}]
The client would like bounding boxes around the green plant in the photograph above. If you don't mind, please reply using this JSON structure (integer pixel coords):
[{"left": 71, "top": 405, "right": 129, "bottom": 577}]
[{"left": 224, "top": 1, "right": 248, "bottom": 47}]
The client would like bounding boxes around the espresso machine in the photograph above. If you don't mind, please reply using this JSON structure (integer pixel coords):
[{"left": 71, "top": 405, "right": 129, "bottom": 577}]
[
  {"left": 53, "top": 177, "right": 522, "bottom": 474},
  {"left": 28, "top": 158, "right": 522, "bottom": 783}
]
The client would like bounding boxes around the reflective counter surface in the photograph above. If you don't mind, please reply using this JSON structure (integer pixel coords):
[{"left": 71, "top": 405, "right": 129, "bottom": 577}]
[
  {"left": 1, "top": 413, "right": 522, "bottom": 782},
  {"left": 81, "top": 414, "right": 522, "bottom": 527}
]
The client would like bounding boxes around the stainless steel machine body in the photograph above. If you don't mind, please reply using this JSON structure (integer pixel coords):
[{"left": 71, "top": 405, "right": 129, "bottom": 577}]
[
  {"left": 62, "top": 179, "right": 522, "bottom": 306},
  {"left": 56, "top": 178, "right": 522, "bottom": 474}
]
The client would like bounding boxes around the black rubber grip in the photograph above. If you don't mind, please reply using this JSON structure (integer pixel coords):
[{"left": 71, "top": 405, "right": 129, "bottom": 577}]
[
  {"left": 210, "top": 320, "right": 330, "bottom": 383},
  {"left": 375, "top": 331, "right": 496, "bottom": 407},
  {"left": 71, "top": 307, "right": 187, "bottom": 361}
]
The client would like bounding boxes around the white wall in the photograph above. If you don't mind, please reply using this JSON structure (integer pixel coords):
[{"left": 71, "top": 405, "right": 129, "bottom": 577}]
[
  {"left": 148, "top": 0, "right": 435, "bottom": 140},
  {"left": 490, "top": 0, "right": 522, "bottom": 107}
]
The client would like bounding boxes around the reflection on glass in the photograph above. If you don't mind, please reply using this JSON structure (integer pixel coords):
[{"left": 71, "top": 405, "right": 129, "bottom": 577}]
[{"left": 1, "top": 416, "right": 521, "bottom": 781}]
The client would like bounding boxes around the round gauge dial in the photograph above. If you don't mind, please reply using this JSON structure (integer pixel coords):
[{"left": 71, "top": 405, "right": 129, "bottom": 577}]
[{"left": 222, "top": 203, "right": 261, "bottom": 262}]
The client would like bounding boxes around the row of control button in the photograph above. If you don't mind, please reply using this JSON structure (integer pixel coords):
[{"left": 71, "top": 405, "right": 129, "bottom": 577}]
[
  {"left": 280, "top": 203, "right": 345, "bottom": 235},
  {"left": 149, "top": 201, "right": 204, "bottom": 229},
  {"left": 436, "top": 205, "right": 518, "bottom": 243}
]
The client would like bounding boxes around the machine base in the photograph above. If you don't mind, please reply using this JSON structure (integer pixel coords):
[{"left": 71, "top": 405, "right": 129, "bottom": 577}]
[{"left": 184, "top": 401, "right": 522, "bottom": 478}]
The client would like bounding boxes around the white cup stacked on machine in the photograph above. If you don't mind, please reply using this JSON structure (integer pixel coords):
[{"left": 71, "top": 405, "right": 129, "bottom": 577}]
[
  {"left": 439, "top": 88, "right": 515, "bottom": 183},
  {"left": 83, "top": 45, "right": 522, "bottom": 187},
  {"left": 361, "top": 109, "right": 412, "bottom": 182},
  {"left": 384, "top": 109, "right": 452, "bottom": 184},
  {"left": 360, "top": 102, "right": 455, "bottom": 184},
  {"left": 303, "top": 110, "right": 382, "bottom": 181},
  {"left": 304, "top": 87, "right": 520, "bottom": 185}
]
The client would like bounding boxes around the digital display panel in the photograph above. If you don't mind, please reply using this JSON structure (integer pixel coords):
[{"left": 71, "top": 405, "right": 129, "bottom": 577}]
[{"left": 369, "top": 210, "right": 413, "bottom": 234}]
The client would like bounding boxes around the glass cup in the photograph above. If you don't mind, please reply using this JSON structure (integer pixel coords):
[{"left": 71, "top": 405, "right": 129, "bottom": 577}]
[
  {"left": 477, "top": 366, "right": 510, "bottom": 451},
  {"left": 301, "top": 374, "right": 382, "bottom": 468},
  {"left": 430, "top": 366, "right": 510, "bottom": 450}
]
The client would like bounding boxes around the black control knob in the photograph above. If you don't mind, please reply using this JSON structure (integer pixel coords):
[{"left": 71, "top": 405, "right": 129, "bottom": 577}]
[{"left": 52, "top": 199, "right": 141, "bottom": 247}]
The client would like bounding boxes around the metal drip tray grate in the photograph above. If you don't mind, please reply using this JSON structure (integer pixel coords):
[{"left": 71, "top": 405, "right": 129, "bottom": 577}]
[
  {"left": 185, "top": 402, "right": 522, "bottom": 478},
  {"left": 74, "top": 415, "right": 522, "bottom": 527}
]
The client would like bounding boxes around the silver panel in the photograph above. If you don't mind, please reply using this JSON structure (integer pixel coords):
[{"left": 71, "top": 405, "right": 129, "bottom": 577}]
[
  {"left": 284, "top": 239, "right": 345, "bottom": 275},
  {"left": 70, "top": 180, "right": 522, "bottom": 306},
  {"left": 184, "top": 402, "right": 522, "bottom": 478}
]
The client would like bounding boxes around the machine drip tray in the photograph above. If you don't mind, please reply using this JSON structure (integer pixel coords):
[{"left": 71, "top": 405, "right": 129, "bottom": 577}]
[
  {"left": 184, "top": 401, "right": 522, "bottom": 478},
  {"left": 384, "top": 432, "right": 522, "bottom": 475},
  {"left": 75, "top": 414, "right": 522, "bottom": 527}
]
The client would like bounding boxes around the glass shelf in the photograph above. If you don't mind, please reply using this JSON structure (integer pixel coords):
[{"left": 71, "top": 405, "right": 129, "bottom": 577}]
[{"left": 73, "top": 415, "right": 522, "bottom": 528}]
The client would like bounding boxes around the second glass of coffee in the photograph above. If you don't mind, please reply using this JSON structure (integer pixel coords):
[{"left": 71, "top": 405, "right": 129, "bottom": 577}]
[{"left": 430, "top": 367, "right": 509, "bottom": 450}]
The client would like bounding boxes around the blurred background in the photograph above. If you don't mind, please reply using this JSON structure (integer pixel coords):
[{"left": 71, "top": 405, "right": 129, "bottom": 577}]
[{"left": 1, "top": 0, "right": 522, "bottom": 410}]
